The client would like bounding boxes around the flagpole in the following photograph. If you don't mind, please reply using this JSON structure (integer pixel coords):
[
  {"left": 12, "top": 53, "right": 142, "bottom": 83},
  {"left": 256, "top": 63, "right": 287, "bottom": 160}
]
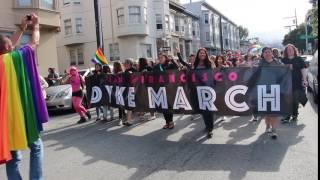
[{"left": 94, "top": 0, "right": 102, "bottom": 49}]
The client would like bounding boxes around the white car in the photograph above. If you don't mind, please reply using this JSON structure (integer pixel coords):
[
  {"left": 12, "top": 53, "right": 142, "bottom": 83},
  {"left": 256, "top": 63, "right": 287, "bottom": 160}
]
[
  {"left": 45, "top": 68, "right": 94, "bottom": 111},
  {"left": 301, "top": 55, "right": 313, "bottom": 67},
  {"left": 307, "top": 50, "right": 318, "bottom": 103}
]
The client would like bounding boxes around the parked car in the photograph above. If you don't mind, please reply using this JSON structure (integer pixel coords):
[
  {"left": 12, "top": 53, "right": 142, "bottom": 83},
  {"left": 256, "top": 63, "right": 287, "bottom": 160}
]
[
  {"left": 45, "top": 68, "right": 94, "bottom": 111},
  {"left": 301, "top": 54, "right": 314, "bottom": 67},
  {"left": 307, "top": 50, "right": 318, "bottom": 103}
]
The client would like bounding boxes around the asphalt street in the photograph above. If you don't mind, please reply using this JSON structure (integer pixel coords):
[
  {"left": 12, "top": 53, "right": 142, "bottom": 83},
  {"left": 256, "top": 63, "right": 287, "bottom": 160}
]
[{"left": 0, "top": 93, "right": 318, "bottom": 180}]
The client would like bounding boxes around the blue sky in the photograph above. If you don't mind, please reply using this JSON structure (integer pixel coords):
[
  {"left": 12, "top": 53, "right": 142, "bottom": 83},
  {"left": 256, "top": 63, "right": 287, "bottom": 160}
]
[{"left": 181, "top": 0, "right": 312, "bottom": 46}]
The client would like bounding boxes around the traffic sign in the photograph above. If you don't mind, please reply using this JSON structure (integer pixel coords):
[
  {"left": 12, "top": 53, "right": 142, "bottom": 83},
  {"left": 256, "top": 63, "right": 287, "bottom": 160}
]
[{"left": 299, "top": 35, "right": 316, "bottom": 39}]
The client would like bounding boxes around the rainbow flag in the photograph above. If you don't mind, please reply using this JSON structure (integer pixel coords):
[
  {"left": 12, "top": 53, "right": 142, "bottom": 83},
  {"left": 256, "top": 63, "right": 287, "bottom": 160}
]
[
  {"left": 92, "top": 48, "right": 109, "bottom": 65},
  {"left": 0, "top": 45, "right": 49, "bottom": 164}
]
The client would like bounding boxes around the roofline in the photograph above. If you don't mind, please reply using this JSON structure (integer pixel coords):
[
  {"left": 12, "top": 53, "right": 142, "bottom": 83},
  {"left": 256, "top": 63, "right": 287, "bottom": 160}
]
[
  {"left": 169, "top": 0, "right": 200, "bottom": 20},
  {"left": 184, "top": 0, "right": 238, "bottom": 27}
]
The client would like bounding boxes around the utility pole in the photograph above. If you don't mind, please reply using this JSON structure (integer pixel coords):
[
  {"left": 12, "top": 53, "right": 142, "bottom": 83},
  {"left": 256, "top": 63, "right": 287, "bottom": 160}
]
[
  {"left": 94, "top": 0, "right": 103, "bottom": 52},
  {"left": 305, "top": 16, "right": 310, "bottom": 54},
  {"left": 294, "top": 8, "right": 298, "bottom": 28},
  {"left": 283, "top": 9, "right": 298, "bottom": 31}
]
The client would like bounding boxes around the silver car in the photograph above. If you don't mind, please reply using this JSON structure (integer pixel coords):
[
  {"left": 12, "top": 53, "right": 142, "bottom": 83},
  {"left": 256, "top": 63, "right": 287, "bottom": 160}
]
[{"left": 45, "top": 68, "right": 94, "bottom": 111}]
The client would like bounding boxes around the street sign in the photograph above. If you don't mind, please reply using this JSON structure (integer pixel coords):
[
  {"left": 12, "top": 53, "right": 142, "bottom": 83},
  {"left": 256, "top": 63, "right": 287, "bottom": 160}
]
[{"left": 299, "top": 35, "right": 316, "bottom": 39}]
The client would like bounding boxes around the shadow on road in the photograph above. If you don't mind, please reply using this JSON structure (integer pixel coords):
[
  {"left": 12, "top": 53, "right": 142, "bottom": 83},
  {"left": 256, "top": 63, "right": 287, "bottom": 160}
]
[{"left": 43, "top": 113, "right": 305, "bottom": 180}]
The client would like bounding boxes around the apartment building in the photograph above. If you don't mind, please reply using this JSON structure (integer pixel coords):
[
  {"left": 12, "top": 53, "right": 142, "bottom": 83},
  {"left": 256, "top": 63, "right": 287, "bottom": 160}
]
[
  {"left": 100, "top": 0, "right": 201, "bottom": 61},
  {"left": 184, "top": 1, "right": 240, "bottom": 55},
  {"left": 56, "top": 0, "right": 97, "bottom": 72},
  {"left": 0, "top": 0, "right": 61, "bottom": 75},
  {"left": 57, "top": 0, "right": 200, "bottom": 70}
]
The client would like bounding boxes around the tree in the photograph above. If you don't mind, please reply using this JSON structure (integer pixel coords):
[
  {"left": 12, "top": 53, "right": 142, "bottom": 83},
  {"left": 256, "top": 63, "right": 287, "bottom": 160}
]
[
  {"left": 310, "top": 7, "right": 318, "bottom": 37},
  {"left": 239, "top": 25, "right": 249, "bottom": 41},
  {"left": 282, "top": 23, "right": 314, "bottom": 51}
]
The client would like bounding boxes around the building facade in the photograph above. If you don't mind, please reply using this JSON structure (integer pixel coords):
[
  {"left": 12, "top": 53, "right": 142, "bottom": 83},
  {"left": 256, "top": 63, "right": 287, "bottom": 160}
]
[
  {"left": 57, "top": 0, "right": 201, "bottom": 70},
  {"left": 101, "top": 0, "right": 201, "bottom": 61},
  {"left": 56, "top": 0, "right": 97, "bottom": 72},
  {"left": 0, "top": 0, "right": 60, "bottom": 76},
  {"left": 184, "top": 1, "right": 240, "bottom": 55}
]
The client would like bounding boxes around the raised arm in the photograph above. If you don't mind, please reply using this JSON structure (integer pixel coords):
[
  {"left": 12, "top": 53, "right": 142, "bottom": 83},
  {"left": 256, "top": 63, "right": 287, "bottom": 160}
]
[
  {"left": 176, "top": 48, "right": 191, "bottom": 69},
  {"left": 30, "top": 13, "right": 40, "bottom": 49},
  {"left": 10, "top": 16, "right": 28, "bottom": 48}
]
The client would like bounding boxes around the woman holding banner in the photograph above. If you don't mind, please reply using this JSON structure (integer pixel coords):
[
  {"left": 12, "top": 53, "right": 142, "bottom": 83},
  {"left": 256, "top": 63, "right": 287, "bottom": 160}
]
[
  {"left": 93, "top": 63, "right": 104, "bottom": 121},
  {"left": 258, "top": 47, "right": 284, "bottom": 139},
  {"left": 101, "top": 65, "right": 114, "bottom": 122},
  {"left": 113, "top": 62, "right": 126, "bottom": 126},
  {"left": 138, "top": 57, "right": 157, "bottom": 121},
  {"left": 194, "top": 48, "right": 216, "bottom": 138},
  {"left": 281, "top": 44, "right": 308, "bottom": 123},
  {"left": 153, "top": 53, "right": 179, "bottom": 129}
]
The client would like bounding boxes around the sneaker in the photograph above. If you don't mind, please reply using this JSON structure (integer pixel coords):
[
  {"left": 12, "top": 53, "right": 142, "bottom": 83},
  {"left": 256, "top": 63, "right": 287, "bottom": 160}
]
[
  {"left": 271, "top": 129, "right": 278, "bottom": 139},
  {"left": 148, "top": 115, "right": 156, "bottom": 121},
  {"left": 96, "top": 118, "right": 101, "bottom": 122},
  {"left": 281, "top": 116, "right": 290, "bottom": 124},
  {"left": 118, "top": 119, "right": 122, "bottom": 126},
  {"left": 123, "top": 122, "right": 133, "bottom": 126},
  {"left": 250, "top": 117, "right": 258, "bottom": 123},
  {"left": 265, "top": 125, "right": 272, "bottom": 134},
  {"left": 77, "top": 117, "right": 87, "bottom": 124},
  {"left": 86, "top": 111, "right": 92, "bottom": 120},
  {"left": 291, "top": 115, "right": 298, "bottom": 121},
  {"left": 140, "top": 116, "right": 145, "bottom": 121},
  {"left": 207, "top": 131, "right": 213, "bottom": 139}
]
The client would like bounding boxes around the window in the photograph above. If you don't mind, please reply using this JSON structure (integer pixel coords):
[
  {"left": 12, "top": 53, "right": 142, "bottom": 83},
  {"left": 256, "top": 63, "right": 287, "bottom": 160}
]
[
  {"left": 70, "top": 49, "right": 76, "bottom": 65},
  {"left": 206, "top": 32, "right": 210, "bottom": 41},
  {"left": 165, "top": 15, "right": 170, "bottom": 31},
  {"left": 69, "top": 46, "right": 84, "bottom": 65},
  {"left": 175, "top": 17, "right": 179, "bottom": 32},
  {"left": 21, "top": 34, "right": 32, "bottom": 46},
  {"left": 204, "top": 14, "right": 209, "bottom": 24},
  {"left": 75, "top": 18, "right": 82, "bottom": 33},
  {"left": 192, "top": 22, "right": 196, "bottom": 36},
  {"left": 109, "top": 43, "right": 120, "bottom": 61},
  {"left": 117, "top": 8, "right": 125, "bottom": 25},
  {"left": 40, "top": 0, "right": 55, "bottom": 10},
  {"left": 77, "top": 47, "right": 84, "bottom": 65},
  {"left": 73, "top": 0, "right": 81, "bottom": 5},
  {"left": 211, "top": 14, "right": 215, "bottom": 26},
  {"left": 16, "top": 0, "right": 32, "bottom": 7},
  {"left": 64, "top": 19, "right": 72, "bottom": 35},
  {"left": 141, "top": 44, "right": 152, "bottom": 58},
  {"left": 63, "top": 0, "right": 70, "bottom": 5},
  {"left": 144, "top": 7, "right": 147, "bottom": 24},
  {"left": 129, "top": 6, "right": 141, "bottom": 24},
  {"left": 156, "top": 14, "right": 163, "bottom": 30}
]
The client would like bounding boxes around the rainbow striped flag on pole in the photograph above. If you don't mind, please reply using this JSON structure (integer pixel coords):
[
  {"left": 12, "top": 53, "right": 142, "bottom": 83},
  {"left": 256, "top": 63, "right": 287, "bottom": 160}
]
[{"left": 91, "top": 48, "right": 109, "bottom": 65}]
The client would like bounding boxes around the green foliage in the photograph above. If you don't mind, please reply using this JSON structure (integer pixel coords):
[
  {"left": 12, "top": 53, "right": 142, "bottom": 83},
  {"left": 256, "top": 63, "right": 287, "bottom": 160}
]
[
  {"left": 310, "top": 7, "right": 318, "bottom": 37},
  {"left": 282, "top": 23, "right": 313, "bottom": 51},
  {"left": 239, "top": 25, "right": 249, "bottom": 41}
]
